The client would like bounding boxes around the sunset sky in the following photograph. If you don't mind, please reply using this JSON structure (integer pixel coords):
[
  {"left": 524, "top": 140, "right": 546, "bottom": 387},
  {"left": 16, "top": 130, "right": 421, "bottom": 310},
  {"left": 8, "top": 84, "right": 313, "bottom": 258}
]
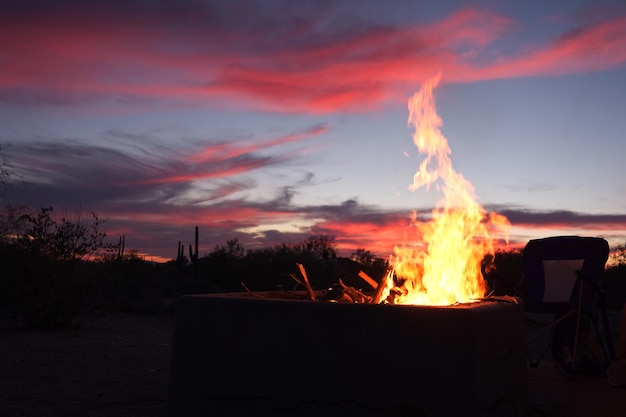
[{"left": 2, "top": 0, "right": 626, "bottom": 262}]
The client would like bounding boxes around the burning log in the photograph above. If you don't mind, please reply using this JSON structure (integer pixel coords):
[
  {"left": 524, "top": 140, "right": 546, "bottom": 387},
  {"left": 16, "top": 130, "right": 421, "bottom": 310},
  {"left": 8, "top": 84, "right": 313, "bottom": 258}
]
[
  {"left": 357, "top": 270, "right": 377, "bottom": 289},
  {"left": 240, "top": 282, "right": 266, "bottom": 299},
  {"left": 337, "top": 278, "right": 370, "bottom": 303},
  {"left": 371, "top": 271, "right": 392, "bottom": 304},
  {"left": 296, "top": 263, "right": 316, "bottom": 301},
  {"left": 287, "top": 264, "right": 373, "bottom": 303},
  {"left": 246, "top": 260, "right": 507, "bottom": 308}
]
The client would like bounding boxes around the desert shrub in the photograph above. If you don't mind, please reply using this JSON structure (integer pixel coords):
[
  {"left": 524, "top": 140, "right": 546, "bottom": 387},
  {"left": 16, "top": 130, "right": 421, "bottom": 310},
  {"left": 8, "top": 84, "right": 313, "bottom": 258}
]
[
  {"left": 15, "top": 206, "right": 115, "bottom": 261},
  {"left": 0, "top": 206, "right": 119, "bottom": 328},
  {"left": 94, "top": 257, "right": 176, "bottom": 314},
  {"left": 0, "top": 246, "right": 93, "bottom": 327},
  {"left": 192, "top": 237, "right": 341, "bottom": 293}
]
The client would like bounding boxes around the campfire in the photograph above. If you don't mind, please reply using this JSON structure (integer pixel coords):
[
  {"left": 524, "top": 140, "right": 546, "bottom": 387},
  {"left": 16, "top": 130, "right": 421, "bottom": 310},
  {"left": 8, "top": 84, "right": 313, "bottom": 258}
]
[
  {"left": 382, "top": 73, "right": 511, "bottom": 306},
  {"left": 169, "top": 76, "right": 527, "bottom": 417},
  {"left": 248, "top": 74, "right": 511, "bottom": 306}
]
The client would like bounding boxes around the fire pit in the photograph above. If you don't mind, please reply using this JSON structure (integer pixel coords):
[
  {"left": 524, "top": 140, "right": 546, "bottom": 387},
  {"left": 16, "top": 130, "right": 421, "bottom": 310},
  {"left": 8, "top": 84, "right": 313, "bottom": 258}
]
[
  {"left": 170, "top": 76, "right": 525, "bottom": 416},
  {"left": 169, "top": 292, "right": 527, "bottom": 417}
]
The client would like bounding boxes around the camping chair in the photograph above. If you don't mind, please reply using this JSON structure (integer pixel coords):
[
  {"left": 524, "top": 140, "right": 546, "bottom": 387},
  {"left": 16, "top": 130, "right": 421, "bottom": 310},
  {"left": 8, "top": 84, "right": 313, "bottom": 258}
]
[{"left": 522, "top": 236, "right": 613, "bottom": 375}]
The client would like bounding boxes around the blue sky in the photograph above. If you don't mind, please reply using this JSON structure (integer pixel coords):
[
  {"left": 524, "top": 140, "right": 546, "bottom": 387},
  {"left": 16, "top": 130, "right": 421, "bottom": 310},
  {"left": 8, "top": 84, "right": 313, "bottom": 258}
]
[{"left": 2, "top": 0, "right": 626, "bottom": 261}]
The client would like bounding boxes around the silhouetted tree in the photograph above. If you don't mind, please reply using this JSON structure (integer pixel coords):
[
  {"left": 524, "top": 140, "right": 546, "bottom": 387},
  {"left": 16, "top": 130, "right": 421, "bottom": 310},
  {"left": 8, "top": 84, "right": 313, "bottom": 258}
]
[
  {"left": 0, "top": 203, "right": 27, "bottom": 244},
  {"left": 16, "top": 206, "right": 115, "bottom": 261},
  {"left": 298, "top": 235, "right": 337, "bottom": 260},
  {"left": 0, "top": 144, "right": 12, "bottom": 194},
  {"left": 209, "top": 238, "right": 245, "bottom": 259},
  {"left": 351, "top": 248, "right": 376, "bottom": 265},
  {"left": 0, "top": 145, "right": 28, "bottom": 242}
]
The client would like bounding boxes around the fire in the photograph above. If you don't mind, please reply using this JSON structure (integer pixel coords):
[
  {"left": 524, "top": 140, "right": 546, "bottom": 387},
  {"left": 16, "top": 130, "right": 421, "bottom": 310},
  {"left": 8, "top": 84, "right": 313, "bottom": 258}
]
[{"left": 382, "top": 74, "right": 510, "bottom": 305}]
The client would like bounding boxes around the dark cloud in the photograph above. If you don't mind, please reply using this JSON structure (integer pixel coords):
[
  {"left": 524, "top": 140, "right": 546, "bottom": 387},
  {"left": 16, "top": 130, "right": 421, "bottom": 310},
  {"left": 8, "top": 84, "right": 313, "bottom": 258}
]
[
  {"left": 161, "top": 202, "right": 625, "bottom": 259},
  {"left": 499, "top": 208, "right": 626, "bottom": 229},
  {"left": 3, "top": 121, "right": 324, "bottom": 206},
  {"left": 9, "top": 148, "right": 624, "bottom": 260}
]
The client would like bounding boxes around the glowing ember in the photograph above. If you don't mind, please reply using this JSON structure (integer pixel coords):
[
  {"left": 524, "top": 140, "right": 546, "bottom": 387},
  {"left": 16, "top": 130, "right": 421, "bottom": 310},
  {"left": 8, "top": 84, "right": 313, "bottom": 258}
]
[{"left": 381, "top": 74, "right": 510, "bottom": 306}]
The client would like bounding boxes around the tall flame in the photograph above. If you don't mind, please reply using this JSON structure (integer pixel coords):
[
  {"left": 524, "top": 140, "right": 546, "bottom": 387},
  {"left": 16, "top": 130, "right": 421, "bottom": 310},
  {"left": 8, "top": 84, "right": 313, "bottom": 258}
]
[{"left": 383, "top": 74, "right": 510, "bottom": 305}]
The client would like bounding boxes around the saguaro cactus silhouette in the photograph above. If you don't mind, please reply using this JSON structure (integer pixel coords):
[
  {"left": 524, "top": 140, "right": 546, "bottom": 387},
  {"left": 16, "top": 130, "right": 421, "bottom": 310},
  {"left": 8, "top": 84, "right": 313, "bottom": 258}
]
[
  {"left": 192, "top": 225, "right": 199, "bottom": 261},
  {"left": 177, "top": 226, "right": 199, "bottom": 264},
  {"left": 117, "top": 235, "right": 125, "bottom": 261}
]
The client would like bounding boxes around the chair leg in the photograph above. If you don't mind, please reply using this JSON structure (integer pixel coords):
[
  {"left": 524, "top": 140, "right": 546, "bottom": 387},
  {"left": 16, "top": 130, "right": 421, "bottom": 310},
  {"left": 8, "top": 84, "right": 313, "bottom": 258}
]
[
  {"left": 527, "top": 310, "right": 576, "bottom": 345},
  {"left": 527, "top": 310, "right": 577, "bottom": 368},
  {"left": 528, "top": 341, "right": 551, "bottom": 367},
  {"left": 571, "top": 279, "right": 585, "bottom": 374},
  {"left": 599, "top": 293, "right": 615, "bottom": 360}
]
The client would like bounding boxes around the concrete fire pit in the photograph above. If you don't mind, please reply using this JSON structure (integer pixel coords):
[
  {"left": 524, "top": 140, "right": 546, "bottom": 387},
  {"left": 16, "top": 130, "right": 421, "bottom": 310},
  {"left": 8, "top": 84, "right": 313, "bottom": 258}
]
[{"left": 169, "top": 292, "right": 527, "bottom": 417}]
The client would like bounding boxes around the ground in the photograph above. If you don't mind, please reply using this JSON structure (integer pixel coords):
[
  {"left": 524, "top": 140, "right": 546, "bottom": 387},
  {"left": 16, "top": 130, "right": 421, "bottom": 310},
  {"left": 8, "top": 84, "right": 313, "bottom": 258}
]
[
  {"left": 0, "top": 315, "right": 171, "bottom": 417},
  {"left": 524, "top": 309, "right": 626, "bottom": 417},
  {"left": 1, "top": 312, "right": 625, "bottom": 417}
]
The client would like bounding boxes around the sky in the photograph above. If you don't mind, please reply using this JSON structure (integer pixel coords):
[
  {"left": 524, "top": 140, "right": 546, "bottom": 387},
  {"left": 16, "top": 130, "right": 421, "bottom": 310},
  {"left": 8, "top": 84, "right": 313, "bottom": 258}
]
[{"left": 1, "top": 0, "right": 626, "bottom": 262}]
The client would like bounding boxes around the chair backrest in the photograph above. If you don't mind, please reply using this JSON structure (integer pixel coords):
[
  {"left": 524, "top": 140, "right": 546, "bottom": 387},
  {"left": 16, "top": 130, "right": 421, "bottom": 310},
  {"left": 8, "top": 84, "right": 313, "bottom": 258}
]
[{"left": 523, "top": 236, "right": 609, "bottom": 311}]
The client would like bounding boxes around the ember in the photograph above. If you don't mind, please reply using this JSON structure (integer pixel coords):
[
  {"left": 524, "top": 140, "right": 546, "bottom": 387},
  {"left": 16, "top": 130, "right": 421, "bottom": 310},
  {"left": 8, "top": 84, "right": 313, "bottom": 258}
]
[{"left": 382, "top": 74, "right": 511, "bottom": 306}]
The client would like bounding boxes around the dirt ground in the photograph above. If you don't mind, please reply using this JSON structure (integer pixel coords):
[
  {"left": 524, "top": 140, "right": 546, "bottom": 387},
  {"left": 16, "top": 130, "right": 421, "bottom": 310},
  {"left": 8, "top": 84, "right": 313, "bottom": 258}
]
[
  {"left": 0, "top": 315, "right": 171, "bottom": 417},
  {"left": 524, "top": 310, "right": 626, "bottom": 417},
  {"left": 1, "top": 312, "right": 625, "bottom": 417}
]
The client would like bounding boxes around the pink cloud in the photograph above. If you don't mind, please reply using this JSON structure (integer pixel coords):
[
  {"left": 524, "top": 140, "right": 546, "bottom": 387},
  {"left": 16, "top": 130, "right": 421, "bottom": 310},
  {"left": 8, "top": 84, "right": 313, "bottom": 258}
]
[
  {"left": 1, "top": 3, "right": 625, "bottom": 112},
  {"left": 310, "top": 217, "right": 414, "bottom": 257},
  {"left": 466, "top": 16, "right": 626, "bottom": 81},
  {"left": 189, "top": 124, "right": 329, "bottom": 164}
]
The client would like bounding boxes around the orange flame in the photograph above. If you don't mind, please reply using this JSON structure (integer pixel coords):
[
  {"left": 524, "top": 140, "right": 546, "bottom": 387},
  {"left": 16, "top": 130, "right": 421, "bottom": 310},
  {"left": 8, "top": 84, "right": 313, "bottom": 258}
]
[{"left": 382, "top": 74, "right": 510, "bottom": 305}]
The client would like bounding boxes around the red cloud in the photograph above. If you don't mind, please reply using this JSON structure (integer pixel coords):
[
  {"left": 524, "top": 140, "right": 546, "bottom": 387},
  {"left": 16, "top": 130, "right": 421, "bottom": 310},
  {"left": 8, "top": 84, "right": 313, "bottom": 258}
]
[
  {"left": 133, "top": 160, "right": 272, "bottom": 186},
  {"left": 1, "top": 4, "right": 625, "bottom": 112},
  {"left": 466, "top": 16, "right": 626, "bottom": 81},
  {"left": 190, "top": 124, "right": 329, "bottom": 164},
  {"left": 311, "top": 218, "right": 411, "bottom": 257}
]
